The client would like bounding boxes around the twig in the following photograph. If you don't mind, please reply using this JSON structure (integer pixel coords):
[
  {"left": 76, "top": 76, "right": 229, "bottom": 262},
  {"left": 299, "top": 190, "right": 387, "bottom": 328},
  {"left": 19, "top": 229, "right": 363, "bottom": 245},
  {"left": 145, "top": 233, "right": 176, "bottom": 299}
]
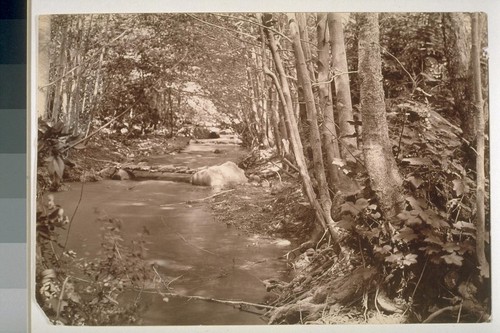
[
  {"left": 405, "top": 256, "right": 428, "bottom": 316},
  {"left": 396, "top": 109, "right": 407, "bottom": 160},
  {"left": 270, "top": 160, "right": 295, "bottom": 179},
  {"left": 176, "top": 232, "right": 218, "bottom": 256},
  {"left": 185, "top": 189, "right": 235, "bottom": 204},
  {"left": 55, "top": 276, "right": 70, "bottom": 321},
  {"left": 423, "top": 305, "right": 458, "bottom": 323},
  {"left": 161, "top": 291, "right": 275, "bottom": 310}
]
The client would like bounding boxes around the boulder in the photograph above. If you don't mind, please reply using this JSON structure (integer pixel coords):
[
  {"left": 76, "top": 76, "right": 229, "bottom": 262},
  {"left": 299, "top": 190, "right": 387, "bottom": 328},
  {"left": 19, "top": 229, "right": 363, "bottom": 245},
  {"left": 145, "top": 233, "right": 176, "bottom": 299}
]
[
  {"left": 112, "top": 169, "right": 133, "bottom": 180},
  {"left": 191, "top": 161, "right": 247, "bottom": 187}
]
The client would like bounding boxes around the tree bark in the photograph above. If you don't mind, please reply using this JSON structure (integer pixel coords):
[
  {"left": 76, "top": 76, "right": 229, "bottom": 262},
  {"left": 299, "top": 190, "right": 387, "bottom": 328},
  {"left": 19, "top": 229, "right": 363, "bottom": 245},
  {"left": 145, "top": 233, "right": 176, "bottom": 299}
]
[
  {"left": 289, "top": 13, "right": 332, "bottom": 215},
  {"left": 38, "top": 16, "right": 51, "bottom": 120},
  {"left": 471, "top": 13, "right": 489, "bottom": 278},
  {"left": 316, "top": 13, "right": 341, "bottom": 189},
  {"left": 52, "top": 18, "right": 69, "bottom": 122},
  {"left": 263, "top": 14, "right": 340, "bottom": 244},
  {"left": 358, "top": 13, "right": 404, "bottom": 218},
  {"left": 328, "top": 13, "right": 357, "bottom": 158},
  {"left": 442, "top": 13, "right": 475, "bottom": 143}
]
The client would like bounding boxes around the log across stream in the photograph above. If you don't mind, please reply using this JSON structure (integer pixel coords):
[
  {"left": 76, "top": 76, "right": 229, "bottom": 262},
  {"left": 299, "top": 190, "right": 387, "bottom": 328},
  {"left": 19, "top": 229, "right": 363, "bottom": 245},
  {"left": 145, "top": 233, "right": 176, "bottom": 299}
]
[{"left": 51, "top": 139, "right": 291, "bottom": 325}]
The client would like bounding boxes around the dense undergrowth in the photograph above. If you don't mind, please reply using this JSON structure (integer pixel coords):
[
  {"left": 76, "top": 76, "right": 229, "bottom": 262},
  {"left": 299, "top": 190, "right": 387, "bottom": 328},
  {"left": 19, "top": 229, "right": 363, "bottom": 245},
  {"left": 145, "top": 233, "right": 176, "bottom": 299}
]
[{"left": 209, "top": 98, "right": 490, "bottom": 324}]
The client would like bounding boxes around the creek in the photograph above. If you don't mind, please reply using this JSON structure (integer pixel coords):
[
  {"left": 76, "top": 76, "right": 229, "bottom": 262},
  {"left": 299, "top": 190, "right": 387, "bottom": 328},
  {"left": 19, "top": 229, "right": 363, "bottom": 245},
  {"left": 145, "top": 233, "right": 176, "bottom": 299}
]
[{"left": 52, "top": 137, "right": 291, "bottom": 325}]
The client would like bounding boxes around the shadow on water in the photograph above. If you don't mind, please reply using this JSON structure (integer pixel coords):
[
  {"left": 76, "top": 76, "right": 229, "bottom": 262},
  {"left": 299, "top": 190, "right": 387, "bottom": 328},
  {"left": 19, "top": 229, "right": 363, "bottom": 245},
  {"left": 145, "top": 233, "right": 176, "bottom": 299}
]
[{"left": 52, "top": 140, "right": 290, "bottom": 325}]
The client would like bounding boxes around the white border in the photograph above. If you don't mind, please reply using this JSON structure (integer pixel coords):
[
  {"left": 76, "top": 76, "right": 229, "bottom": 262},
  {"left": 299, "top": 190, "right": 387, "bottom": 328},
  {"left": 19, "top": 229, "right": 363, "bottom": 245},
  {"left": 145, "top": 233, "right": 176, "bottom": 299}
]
[{"left": 29, "top": 1, "right": 500, "bottom": 333}]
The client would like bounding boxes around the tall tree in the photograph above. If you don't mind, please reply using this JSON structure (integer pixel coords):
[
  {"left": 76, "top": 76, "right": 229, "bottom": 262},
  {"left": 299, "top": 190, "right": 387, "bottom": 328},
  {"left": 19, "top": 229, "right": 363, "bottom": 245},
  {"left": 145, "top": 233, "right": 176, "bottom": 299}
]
[
  {"left": 289, "top": 13, "right": 332, "bottom": 216},
  {"left": 38, "top": 16, "right": 51, "bottom": 120},
  {"left": 358, "top": 13, "right": 404, "bottom": 218},
  {"left": 316, "top": 13, "right": 341, "bottom": 188},
  {"left": 442, "top": 13, "right": 475, "bottom": 143},
  {"left": 328, "top": 13, "right": 357, "bottom": 158},
  {"left": 471, "top": 13, "right": 489, "bottom": 278},
  {"left": 263, "top": 14, "right": 340, "bottom": 245}
]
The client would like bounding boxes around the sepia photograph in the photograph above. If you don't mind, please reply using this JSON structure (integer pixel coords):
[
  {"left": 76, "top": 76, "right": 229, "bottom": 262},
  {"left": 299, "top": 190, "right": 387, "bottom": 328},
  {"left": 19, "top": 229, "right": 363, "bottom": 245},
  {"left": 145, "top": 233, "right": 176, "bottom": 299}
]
[{"left": 33, "top": 8, "right": 491, "bottom": 327}]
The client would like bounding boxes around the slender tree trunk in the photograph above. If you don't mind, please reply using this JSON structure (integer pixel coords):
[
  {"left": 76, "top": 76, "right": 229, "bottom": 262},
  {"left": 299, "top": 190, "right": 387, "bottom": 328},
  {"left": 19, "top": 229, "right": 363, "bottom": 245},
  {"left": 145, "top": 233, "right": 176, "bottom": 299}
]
[
  {"left": 317, "top": 13, "right": 341, "bottom": 188},
  {"left": 38, "top": 16, "right": 51, "bottom": 120},
  {"left": 328, "top": 13, "right": 357, "bottom": 158},
  {"left": 471, "top": 13, "right": 489, "bottom": 278},
  {"left": 289, "top": 13, "right": 332, "bottom": 215},
  {"left": 296, "top": 13, "right": 315, "bottom": 82},
  {"left": 442, "top": 13, "right": 475, "bottom": 144},
  {"left": 52, "top": 19, "right": 69, "bottom": 122},
  {"left": 358, "top": 13, "right": 404, "bottom": 218},
  {"left": 86, "top": 15, "right": 110, "bottom": 138},
  {"left": 263, "top": 16, "right": 340, "bottom": 243}
]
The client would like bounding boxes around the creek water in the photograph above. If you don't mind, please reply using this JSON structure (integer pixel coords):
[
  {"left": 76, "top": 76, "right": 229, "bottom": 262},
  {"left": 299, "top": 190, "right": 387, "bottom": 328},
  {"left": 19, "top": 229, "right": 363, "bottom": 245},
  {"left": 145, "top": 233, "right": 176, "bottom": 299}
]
[{"left": 51, "top": 138, "right": 291, "bottom": 325}]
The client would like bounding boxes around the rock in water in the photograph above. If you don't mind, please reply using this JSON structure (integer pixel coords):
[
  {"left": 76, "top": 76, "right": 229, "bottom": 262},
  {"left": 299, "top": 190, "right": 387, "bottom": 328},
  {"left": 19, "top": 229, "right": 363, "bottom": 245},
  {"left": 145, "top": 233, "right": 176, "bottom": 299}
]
[
  {"left": 191, "top": 161, "right": 247, "bottom": 187},
  {"left": 112, "top": 169, "right": 133, "bottom": 180}
]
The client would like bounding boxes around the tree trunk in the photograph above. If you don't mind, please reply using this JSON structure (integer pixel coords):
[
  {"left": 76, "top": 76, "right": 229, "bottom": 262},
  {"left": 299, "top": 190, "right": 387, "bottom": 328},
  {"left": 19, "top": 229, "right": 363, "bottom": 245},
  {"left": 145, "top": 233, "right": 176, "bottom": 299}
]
[
  {"left": 442, "top": 13, "right": 475, "bottom": 143},
  {"left": 52, "top": 19, "right": 69, "bottom": 122},
  {"left": 38, "top": 16, "right": 51, "bottom": 120},
  {"left": 263, "top": 15, "right": 340, "bottom": 244},
  {"left": 471, "top": 13, "right": 489, "bottom": 278},
  {"left": 289, "top": 13, "right": 332, "bottom": 214},
  {"left": 328, "top": 13, "right": 357, "bottom": 158},
  {"left": 316, "top": 13, "right": 341, "bottom": 189},
  {"left": 296, "top": 13, "right": 315, "bottom": 82},
  {"left": 358, "top": 13, "right": 404, "bottom": 218}
]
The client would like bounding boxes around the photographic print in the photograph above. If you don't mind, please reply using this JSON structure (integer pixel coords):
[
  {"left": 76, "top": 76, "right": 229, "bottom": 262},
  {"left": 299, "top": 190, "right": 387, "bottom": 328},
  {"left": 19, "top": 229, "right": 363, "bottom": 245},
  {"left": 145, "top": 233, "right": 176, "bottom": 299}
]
[{"left": 34, "top": 11, "right": 491, "bottom": 326}]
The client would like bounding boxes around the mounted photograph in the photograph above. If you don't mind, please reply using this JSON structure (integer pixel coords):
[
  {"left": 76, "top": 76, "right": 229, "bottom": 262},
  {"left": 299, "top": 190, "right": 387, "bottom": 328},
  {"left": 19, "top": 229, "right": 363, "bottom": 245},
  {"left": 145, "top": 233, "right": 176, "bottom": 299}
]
[{"left": 34, "top": 12, "right": 490, "bottom": 325}]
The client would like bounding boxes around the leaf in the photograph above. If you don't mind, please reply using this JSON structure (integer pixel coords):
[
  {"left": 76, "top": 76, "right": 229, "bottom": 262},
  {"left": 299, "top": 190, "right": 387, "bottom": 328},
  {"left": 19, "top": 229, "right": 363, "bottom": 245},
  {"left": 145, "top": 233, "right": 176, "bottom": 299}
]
[
  {"left": 47, "top": 155, "right": 65, "bottom": 179},
  {"left": 385, "top": 252, "right": 404, "bottom": 264},
  {"left": 441, "top": 253, "right": 464, "bottom": 266},
  {"left": 423, "top": 232, "right": 443, "bottom": 245},
  {"left": 453, "top": 221, "right": 475, "bottom": 230},
  {"left": 359, "top": 227, "right": 381, "bottom": 239},
  {"left": 340, "top": 202, "right": 359, "bottom": 216},
  {"left": 407, "top": 176, "right": 424, "bottom": 189},
  {"left": 452, "top": 179, "right": 469, "bottom": 196},
  {"left": 405, "top": 216, "right": 422, "bottom": 227},
  {"left": 442, "top": 242, "right": 460, "bottom": 253},
  {"left": 420, "top": 210, "right": 449, "bottom": 228},
  {"left": 402, "top": 253, "right": 418, "bottom": 266},
  {"left": 337, "top": 218, "right": 355, "bottom": 230},
  {"left": 355, "top": 198, "right": 369, "bottom": 210},
  {"left": 374, "top": 244, "right": 392, "bottom": 255},
  {"left": 397, "top": 211, "right": 411, "bottom": 221},
  {"left": 405, "top": 196, "right": 423, "bottom": 211},
  {"left": 394, "top": 226, "right": 418, "bottom": 242},
  {"left": 419, "top": 244, "right": 441, "bottom": 255}
]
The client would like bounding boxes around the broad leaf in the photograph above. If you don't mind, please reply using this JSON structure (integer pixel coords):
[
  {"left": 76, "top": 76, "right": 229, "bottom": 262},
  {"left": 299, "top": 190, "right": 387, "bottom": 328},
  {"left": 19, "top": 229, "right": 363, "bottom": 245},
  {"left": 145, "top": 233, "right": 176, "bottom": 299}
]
[
  {"left": 420, "top": 209, "right": 449, "bottom": 228},
  {"left": 402, "top": 253, "right": 418, "bottom": 266},
  {"left": 385, "top": 252, "right": 403, "bottom": 263},
  {"left": 355, "top": 198, "right": 370, "bottom": 210},
  {"left": 441, "top": 252, "right": 463, "bottom": 266},
  {"left": 442, "top": 242, "right": 460, "bottom": 253},
  {"left": 394, "top": 226, "right": 418, "bottom": 242},
  {"left": 452, "top": 179, "right": 469, "bottom": 196}
]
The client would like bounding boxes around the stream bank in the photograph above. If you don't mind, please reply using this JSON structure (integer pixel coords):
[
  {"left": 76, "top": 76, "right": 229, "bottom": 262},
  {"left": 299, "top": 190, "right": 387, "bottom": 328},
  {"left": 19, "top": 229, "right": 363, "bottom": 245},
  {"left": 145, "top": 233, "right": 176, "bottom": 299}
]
[{"left": 46, "top": 133, "right": 301, "bottom": 325}]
